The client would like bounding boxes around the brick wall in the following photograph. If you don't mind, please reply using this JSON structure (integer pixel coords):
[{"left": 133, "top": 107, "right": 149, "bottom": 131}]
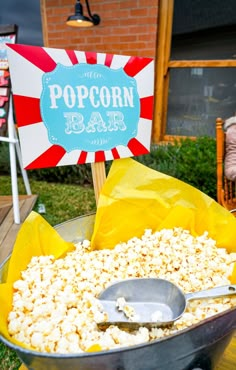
[{"left": 42, "top": 0, "right": 159, "bottom": 58}]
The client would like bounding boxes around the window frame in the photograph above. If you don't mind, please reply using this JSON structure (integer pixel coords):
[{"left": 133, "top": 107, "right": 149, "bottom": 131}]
[{"left": 153, "top": 0, "right": 236, "bottom": 143}]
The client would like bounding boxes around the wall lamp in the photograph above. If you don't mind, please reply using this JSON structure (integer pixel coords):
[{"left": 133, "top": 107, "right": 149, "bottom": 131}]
[{"left": 66, "top": 0, "right": 100, "bottom": 28}]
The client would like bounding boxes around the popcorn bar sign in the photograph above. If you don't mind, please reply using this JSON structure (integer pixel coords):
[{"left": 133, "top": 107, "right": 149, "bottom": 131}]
[
  {"left": 41, "top": 63, "right": 140, "bottom": 152},
  {"left": 6, "top": 44, "right": 154, "bottom": 169}
]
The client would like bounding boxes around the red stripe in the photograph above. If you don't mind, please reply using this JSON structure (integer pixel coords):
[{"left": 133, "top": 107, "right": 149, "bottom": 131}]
[
  {"left": 104, "top": 53, "right": 114, "bottom": 67},
  {"left": 140, "top": 96, "right": 154, "bottom": 120},
  {"left": 7, "top": 44, "right": 57, "bottom": 72},
  {"left": 13, "top": 95, "right": 42, "bottom": 127},
  {"left": 111, "top": 147, "right": 120, "bottom": 159},
  {"left": 127, "top": 138, "right": 150, "bottom": 156},
  {"left": 85, "top": 51, "right": 97, "bottom": 64},
  {"left": 123, "top": 56, "right": 153, "bottom": 77},
  {"left": 25, "top": 145, "right": 66, "bottom": 169},
  {"left": 66, "top": 49, "right": 79, "bottom": 65},
  {"left": 77, "top": 151, "right": 87, "bottom": 164},
  {"left": 95, "top": 151, "right": 106, "bottom": 162}
]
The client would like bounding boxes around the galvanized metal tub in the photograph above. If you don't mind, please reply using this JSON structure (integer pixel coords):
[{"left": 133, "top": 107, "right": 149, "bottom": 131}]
[{"left": 0, "top": 213, "right": 236, "bottom": 370}]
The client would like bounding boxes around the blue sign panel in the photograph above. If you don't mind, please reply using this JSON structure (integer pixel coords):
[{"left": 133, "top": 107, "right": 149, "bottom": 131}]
[{"left": 40, "top": 63, "right": 140, "bottom": 152}]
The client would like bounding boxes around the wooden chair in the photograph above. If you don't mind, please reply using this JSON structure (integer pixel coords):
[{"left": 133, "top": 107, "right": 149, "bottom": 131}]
[{"left": 216, "top": 117, "right": 236, "bottom": 214}]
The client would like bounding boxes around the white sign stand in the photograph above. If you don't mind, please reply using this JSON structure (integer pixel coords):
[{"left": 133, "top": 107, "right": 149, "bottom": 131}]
[{"left": 0, "top": 94, "right": 32, "bottom": 224}]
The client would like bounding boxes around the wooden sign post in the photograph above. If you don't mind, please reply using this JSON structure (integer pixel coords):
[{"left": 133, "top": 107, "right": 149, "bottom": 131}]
[
  {"left": 6, "top": 45, "right": 154, "bottom": 205},
  {"left": 91, "top": 162, "right": 106, "bottom": 205}
]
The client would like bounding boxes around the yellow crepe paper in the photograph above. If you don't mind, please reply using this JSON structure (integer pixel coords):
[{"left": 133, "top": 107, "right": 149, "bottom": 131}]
[
  {"left": 91, "top": 158, "right": 236, "bottom": 256},
  {"left": 0, "top": 211, "right": 74, "bottom": 345},
  {"left": 19, "top": 365, "right": 28, "bottom": 370},
  {"left": 91, "top": 158, "right": 236, "bottom": 282},
  {"left": 1, "top": 157, "right": 236, "bottom": 353},
  {"left": 6, "top": 211, "right": 75, "bottom": 283},
  {"left": 86, "top": 344, "right": 102, "bottom": 352}
]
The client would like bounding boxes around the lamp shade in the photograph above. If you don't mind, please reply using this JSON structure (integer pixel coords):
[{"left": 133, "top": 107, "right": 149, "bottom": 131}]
[{"left": 66, "top": 1, "right": 100, "bottom": 28}]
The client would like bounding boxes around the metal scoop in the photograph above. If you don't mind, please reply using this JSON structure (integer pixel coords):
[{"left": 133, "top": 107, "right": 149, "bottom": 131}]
[{"left": 97, "top": 278, "right": 236, "bottom": 330}]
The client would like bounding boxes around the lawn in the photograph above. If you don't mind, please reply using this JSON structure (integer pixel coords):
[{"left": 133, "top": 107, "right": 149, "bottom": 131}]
[
  {"left": 0, "top": 175, "right": 97, "bottom": 369},
  {"left": 0, "top": 175, "right": 97, "bottom": 226}
]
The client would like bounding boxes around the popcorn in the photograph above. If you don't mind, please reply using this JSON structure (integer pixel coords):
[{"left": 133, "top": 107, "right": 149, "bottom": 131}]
[
  {"left": 116, "top": 297, "right": 127, "bottom": 311},
  {"left": 7, "top": 229, "right": 236, "bottom": 354},
  {"left": 116, "top": 297, "right": 139, "bottom": 321}
]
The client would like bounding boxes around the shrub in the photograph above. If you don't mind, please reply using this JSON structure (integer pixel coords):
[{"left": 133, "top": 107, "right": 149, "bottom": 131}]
[
  {"left": 0, "top": 137, "right": 217, "bottom": 199},
  {"left": 0, "top": 142, "right": 10, "bottom": 174},
  {"left": 0, "top": 142, "right": 93, "bottom": 186},
  {"left": 135, "top": 136, "right": 216, "bottom": 199},
  {"left": 29, "top": 163, "right": 93, "bottom": 186}
]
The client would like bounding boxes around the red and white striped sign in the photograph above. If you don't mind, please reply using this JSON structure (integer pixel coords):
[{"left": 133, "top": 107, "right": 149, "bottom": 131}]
[{"left": 7, "top": 44, "right": 154, "bottom": 169}]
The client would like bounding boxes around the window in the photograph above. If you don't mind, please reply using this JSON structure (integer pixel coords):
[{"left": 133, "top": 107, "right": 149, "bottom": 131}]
[
  {"left": 167, "top": 67, "right": 236, "bottom": 137},
  {"left": 153, "top": 0, "right": 236, "bottom": 142}
]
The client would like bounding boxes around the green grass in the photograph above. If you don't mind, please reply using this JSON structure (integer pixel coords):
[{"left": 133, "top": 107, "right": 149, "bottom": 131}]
[
  {"left": 0, "top": 341, "right": 21, "bottom": 370},
  {"left": 0, "top": 175, "right": 97, "bottom": 369},
  {"left": 0, "top": 176, "right": 97, "bottom": 226}
]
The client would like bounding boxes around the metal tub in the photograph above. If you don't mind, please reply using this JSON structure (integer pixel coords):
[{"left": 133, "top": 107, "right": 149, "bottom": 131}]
[{"left": 1, "top": 214, "right": 236, "bottom": 370}]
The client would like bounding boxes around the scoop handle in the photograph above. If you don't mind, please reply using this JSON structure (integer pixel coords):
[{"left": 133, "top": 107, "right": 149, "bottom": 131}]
[{"left": 185, "top": 285, "right": 236, "bottom": 301}]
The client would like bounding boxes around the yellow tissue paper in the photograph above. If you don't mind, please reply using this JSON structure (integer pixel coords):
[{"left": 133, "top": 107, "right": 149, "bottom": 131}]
[
  {"left": 0, "top": 211, "right": 74, "bottom": 344},
  {"left": 91, "top": 158, "right": 236, "bottom": 261},
  {"left": 1, "top": 157, "right": 236, "bottom": 351}
]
